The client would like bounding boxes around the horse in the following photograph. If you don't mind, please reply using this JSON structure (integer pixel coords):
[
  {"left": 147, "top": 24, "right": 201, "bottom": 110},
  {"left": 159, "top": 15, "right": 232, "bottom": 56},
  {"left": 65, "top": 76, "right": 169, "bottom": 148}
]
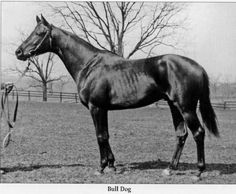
[{"left": 15, "top": 15, "right": 219, "bottom": 178}]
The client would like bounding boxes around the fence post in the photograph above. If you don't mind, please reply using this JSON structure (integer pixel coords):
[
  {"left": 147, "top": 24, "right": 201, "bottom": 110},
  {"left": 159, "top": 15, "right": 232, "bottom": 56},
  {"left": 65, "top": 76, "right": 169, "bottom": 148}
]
[
  {"left": 60, "top": 92, "right": 62, "bottom": 103},
  {"left": 75, "top": 93, "right": 78, "bottom": 103},
  {"left": 12, "top": 90, "right": 14, "bottom": 100},
  {"left": 28, "top": 91, "right": 31, "bottom": 101},
  {"left": 224, "top": 101, "right": 226, "bottom": 110}
]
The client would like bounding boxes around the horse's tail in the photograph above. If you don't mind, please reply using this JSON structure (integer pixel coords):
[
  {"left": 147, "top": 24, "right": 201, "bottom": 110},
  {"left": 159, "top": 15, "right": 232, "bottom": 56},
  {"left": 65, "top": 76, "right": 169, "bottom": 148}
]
[{"left": 199, "top": 70, "right": 219, "bottom": 137}]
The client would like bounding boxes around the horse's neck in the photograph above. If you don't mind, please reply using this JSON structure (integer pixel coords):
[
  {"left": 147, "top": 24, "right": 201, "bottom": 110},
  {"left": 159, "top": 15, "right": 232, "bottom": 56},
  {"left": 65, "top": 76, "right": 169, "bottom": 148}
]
[{"left": 51, "top": 26, "right": 99, "bottom": 81}]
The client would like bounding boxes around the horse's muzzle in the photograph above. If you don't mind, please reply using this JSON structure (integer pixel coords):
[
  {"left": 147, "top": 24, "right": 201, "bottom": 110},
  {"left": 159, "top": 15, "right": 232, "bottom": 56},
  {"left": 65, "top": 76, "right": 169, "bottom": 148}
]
[{"left": 15, "top": 48, "right": 28, "bottom": 61}]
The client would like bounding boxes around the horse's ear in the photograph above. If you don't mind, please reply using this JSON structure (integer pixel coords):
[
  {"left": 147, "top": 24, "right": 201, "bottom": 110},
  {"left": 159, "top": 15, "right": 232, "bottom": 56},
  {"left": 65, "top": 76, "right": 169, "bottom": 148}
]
[
  {"left": 36, "top": 15, "right": 41, "bottom": 23},
  {"left": 41, "top": 14, "right": 49, "bottom": 27}
]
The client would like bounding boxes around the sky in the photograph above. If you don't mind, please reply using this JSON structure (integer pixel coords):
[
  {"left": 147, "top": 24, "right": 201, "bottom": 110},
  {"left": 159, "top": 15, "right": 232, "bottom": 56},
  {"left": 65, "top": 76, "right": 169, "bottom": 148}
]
[{"left": 1, "top": 1, "right": 236, "bottom": 83}]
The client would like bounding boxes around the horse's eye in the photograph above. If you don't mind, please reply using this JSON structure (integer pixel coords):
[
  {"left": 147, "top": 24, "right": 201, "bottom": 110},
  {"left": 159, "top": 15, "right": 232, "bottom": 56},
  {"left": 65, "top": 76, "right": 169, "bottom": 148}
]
[
  {"left": 36, "top": 31, "right": 46, "bottom": 36},
  {"left": 35, "top": 32, "right": 42, "bottom": 36}
]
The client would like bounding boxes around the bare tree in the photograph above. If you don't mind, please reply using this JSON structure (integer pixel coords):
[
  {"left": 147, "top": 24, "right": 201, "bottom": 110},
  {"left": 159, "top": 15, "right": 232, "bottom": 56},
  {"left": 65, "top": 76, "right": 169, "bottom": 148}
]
[
  {"left": 223, "top": 75, "right": 233, "bottom": 99},
  {"left": 49, "top": 2, "right": 186, "bottom": 58},
  {"left": 12, "top": 53, "right": 63, "bottom": 101},
  {"left": 57, "top": 75, "right": 71, "bottom": 92},
  {"left": 210, "top": 74, "right": 221, "bottom": 98}
]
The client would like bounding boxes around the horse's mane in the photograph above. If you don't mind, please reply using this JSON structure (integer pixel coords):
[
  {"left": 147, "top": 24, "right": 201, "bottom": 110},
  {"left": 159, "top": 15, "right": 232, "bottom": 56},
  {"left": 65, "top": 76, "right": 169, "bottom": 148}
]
[{"left": 54, "top": 25, "right": 119, "bottom": 56}]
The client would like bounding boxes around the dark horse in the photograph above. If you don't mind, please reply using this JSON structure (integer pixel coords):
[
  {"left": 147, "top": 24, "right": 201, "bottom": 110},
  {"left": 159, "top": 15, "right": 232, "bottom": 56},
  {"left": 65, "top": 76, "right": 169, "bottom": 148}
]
[{"left": 15, "top": 15, "right": 219, "bottom": 178}]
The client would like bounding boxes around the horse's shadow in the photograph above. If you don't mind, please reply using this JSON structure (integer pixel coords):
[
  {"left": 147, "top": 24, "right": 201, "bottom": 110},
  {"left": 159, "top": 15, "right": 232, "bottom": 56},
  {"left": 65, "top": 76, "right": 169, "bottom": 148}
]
[
  {"left": 118, "top": 160, "right": 236, "bottom": 175},
  {"left": 1, "top": 160, "right": 236, "bottom": 175},
  {"left": 1, "top": 163, "right": 85, "bottom": 174}
]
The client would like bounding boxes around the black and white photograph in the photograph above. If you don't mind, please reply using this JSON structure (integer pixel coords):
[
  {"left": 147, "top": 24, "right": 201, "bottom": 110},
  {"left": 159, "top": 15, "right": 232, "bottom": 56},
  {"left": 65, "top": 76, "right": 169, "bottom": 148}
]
[{"left": 1, "top": 0, "right": 236, "bottom": 193}]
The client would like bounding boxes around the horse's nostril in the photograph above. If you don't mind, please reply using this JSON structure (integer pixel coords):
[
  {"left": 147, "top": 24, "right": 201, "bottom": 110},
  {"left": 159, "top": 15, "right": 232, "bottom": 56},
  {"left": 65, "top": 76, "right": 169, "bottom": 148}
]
[{"left": 15, "top": 48, "right": 23, "bottom": 56}]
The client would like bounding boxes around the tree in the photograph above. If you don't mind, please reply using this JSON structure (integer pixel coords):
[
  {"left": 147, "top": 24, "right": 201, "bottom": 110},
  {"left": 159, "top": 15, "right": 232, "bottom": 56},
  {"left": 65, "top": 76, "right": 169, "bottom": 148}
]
[
  {"left": 223, "top": 75, "right": 233, "bottom": 99},
  {"left": 13, "top": 53, "right": 63, "bottom": 101},
  {"left": 49, "top": 2, "right": 186, "bottom": 58},
  {"left": 56, "top": 75, "right": 71, "bottom": 92},
  {"left": 210, "top": 74, "right": 221, "bottom": 98}
]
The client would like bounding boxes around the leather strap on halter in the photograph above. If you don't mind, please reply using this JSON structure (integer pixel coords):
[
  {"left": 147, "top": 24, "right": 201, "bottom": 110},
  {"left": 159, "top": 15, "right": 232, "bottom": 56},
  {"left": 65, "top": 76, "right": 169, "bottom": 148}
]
[{"left": 31, "top": 24, "right": 53, "bottom": 54}]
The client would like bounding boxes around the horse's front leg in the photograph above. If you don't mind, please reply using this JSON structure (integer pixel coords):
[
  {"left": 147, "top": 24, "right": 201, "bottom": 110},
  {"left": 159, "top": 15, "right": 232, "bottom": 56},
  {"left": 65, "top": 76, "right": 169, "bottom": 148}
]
[{"left": 90, "top": 105, "right": 116, "bottom": 174}]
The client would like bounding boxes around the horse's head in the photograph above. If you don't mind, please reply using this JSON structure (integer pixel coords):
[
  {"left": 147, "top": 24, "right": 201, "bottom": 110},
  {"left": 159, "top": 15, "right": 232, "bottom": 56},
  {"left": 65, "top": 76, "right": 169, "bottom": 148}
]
[{"left": 15, "top": 15, "right": 52, "bottom": 61}]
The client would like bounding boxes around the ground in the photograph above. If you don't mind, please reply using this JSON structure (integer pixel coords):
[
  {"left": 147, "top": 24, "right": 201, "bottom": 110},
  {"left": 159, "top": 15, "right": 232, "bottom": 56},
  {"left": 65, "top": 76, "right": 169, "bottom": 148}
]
[{"left": 0, "top": 101, "right": 236, "bottom": 183}]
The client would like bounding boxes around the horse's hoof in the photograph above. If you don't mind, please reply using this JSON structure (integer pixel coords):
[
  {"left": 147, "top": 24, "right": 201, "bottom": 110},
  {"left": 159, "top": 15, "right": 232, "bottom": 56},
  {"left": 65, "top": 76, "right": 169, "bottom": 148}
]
[
  {"left": 115, "top": 168, "right": 126, "bottom": 174},
  {"left": 191, "top": 175, "right": 201, "bottom": 181},
  {"left": 94, "top": 170, "right": 104, "bottom": 176},
  {"left": 104, "top": 167, "right": 116, "bottom": 173},
  {"left": 162, "top": 168, "right": 172, "bottom": 176}
]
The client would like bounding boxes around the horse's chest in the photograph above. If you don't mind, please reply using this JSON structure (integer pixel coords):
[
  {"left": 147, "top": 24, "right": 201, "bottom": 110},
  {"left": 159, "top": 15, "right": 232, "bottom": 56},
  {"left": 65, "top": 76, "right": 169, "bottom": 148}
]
[
  {"left": 78, "top": 87, "right": 88, "bottom": 107},
  {"left": 76, "top": 71, "right": 92, "bottom": 107},
  {"left": 77, "top": 71, "right": 108, "bottom": 107}
]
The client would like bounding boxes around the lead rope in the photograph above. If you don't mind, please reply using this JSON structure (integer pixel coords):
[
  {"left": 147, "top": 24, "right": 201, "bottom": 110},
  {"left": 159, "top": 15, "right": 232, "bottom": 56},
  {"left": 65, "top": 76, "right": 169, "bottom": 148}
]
[
  {"left": 1, "top": 60, "right": 31, "bottom": 149},
  {"left": 1, "top": 85, "right": 19, "bottom": 148}
]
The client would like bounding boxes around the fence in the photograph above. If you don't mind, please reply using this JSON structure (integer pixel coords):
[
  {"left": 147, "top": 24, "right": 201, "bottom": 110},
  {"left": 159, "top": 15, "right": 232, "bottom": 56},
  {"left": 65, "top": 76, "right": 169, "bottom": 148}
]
[
  {"left": 10, "top": 90, "right": 79, "bottom": 103},
  {"left": 9, "top": 90, "right": 236, "bottom": 110},
  {"left": 155, "top": 100, "right": 236, "bottom": 110}
]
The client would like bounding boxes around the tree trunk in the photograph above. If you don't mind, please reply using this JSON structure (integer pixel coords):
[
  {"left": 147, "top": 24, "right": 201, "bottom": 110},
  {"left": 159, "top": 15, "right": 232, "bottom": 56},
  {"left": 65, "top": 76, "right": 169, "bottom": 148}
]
[
  {"left": 42, "top": 83, "right": 47, "bottom": 102},
  {"left": 117, "top": 37, "right": 124, "bottom": 57}
]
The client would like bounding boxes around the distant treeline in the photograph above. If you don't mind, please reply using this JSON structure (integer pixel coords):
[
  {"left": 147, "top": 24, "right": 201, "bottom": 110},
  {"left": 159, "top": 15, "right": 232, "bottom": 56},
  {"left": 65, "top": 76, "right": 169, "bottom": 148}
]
[{"left": 210, "top": 82, "right": 236, "bottom": 100}]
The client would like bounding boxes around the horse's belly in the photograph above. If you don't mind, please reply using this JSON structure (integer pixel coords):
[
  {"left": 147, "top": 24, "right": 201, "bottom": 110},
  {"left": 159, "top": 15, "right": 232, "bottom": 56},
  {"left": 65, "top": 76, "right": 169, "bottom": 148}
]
[
  {"left": 108, "top": 75, "right": 161, "bottom": 109},
  {"left": 108, "top": 94, "right": 160, "bottom": 110}
]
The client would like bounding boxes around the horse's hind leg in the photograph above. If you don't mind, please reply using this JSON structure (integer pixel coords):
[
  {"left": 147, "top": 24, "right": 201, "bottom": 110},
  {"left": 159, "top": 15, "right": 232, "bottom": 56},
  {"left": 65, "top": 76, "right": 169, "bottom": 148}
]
[
  {"left": 163, "top": 101, "right": 188, "bottom": 176},
  {"left": 90, "top": 105, "right": 115, "bottom": 174},
  {"left": 183, "top": 110, "right": 205, "bottom": 177},
  {"left": 169, "top": 101, "right": 188, "bottom": 170}
]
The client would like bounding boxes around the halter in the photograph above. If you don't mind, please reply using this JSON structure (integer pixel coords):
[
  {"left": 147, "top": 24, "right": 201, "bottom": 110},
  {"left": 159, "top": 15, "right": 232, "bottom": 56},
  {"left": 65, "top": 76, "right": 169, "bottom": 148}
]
[{"left": 30, "top": 24, "right": 53, "bottom": 55}]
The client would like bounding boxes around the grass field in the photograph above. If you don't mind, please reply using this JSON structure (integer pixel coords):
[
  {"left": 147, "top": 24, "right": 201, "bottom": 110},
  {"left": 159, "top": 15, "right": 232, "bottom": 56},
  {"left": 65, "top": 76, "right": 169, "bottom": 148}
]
[{"left": 1, "top": 101, "right": 236, "bottom": 183}]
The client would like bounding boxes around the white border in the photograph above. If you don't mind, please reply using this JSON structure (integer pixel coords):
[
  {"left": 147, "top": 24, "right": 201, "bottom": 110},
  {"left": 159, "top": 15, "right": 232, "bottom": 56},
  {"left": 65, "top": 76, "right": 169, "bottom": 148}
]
[{"left": 1, "top": 0, "right": 236, "bottom": 194}]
